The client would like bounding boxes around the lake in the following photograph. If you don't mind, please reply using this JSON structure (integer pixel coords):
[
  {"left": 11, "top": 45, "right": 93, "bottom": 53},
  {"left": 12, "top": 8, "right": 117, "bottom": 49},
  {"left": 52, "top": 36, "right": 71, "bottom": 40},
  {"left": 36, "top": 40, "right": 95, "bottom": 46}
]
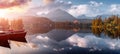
[
  {"left": 12, "top": 26, "right": 119, "bottom": 54},
  {"left": 1, "top": 25, "right": 120, "bottom": 54}
]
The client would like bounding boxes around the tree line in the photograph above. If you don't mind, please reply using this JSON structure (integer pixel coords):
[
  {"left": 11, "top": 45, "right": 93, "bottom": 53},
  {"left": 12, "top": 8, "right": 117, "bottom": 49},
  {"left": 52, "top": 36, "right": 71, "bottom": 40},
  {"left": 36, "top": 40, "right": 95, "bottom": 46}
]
[{"left": 92, "top": 15, "right": 120, "bottom": 38}]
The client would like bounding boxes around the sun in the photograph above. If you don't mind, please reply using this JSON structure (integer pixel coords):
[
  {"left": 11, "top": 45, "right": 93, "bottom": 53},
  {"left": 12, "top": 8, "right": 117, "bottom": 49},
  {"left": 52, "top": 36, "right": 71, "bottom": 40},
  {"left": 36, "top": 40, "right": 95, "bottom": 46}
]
[
  {"left": 0, "top": 6, "right": 28, "bottom": 18},
  {"left": 0, "top": 9, "right": 8, "bottom": 17}
]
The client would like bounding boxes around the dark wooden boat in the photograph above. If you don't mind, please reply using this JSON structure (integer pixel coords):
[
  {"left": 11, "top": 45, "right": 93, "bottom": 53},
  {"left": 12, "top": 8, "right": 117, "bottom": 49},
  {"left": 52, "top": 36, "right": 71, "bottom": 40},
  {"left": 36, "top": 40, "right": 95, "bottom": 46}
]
[
  {"left": 0, "top": 32, "right": 10, "bottom": 48},
  {"left": 0, "top": 31, "right": 27, "bottom": 48},
  {"left": 9, "top": 31, "right": 27, "bottom": 42},
  {"left": 0, "top": 18, "right": 27, "bottom": 48}
]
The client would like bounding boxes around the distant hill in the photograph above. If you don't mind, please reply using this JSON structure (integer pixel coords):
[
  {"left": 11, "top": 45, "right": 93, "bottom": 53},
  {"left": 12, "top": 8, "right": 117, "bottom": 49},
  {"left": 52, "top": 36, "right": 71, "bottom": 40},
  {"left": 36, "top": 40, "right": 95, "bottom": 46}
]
[
  {"left": 22, "top": 16, "right": 53, "bottom": 24},
  {"left": 78, "top": 15, "right": 94, "bottom": 19},
  {"left": 78, "top": 14, "right": 114, "bottom": 20},
  {"left": 21, "top": 16, "right": 54, "bottom": 34},
  {"left": 77, "top": 19, "right": 93, "bottom": 23},
  {"left": 95, "top": 14, "right": 113, "bottom": 20},
  {"left": 45, "top": 9, "right": 76, "bottom": 22}
]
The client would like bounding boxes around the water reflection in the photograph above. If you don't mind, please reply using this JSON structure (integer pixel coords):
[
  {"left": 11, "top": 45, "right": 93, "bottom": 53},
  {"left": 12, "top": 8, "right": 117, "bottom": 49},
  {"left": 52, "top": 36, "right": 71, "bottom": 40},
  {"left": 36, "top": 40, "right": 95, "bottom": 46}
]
[
  {"left": 28, "top": 25, "right": 91, "bottom": 42},
  {"left": 92, "top": 27, "right": 120, "bottom": 39},
  {"left": 30, "top": 23, "right": 120, "bottom": 40},
  {"left": 25, "top": 25, "right": 120, "bottom": 54},
  {"left": 2, "top": 23, "right": 119, "bottom": 54},
  {"left": 2, "top": 18, "right": 120, "bottom": 54},
  {"left": 92, "top": 15, "right": 120, "bottom": 39}
]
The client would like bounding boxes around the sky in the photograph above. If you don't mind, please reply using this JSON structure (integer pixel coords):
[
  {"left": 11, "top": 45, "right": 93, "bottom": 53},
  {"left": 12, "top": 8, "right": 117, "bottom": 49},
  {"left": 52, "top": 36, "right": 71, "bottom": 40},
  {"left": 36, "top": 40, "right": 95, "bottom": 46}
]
[
  {"left": 27, "top": 0, "right": 120, "bottom": 18},
  {"left": 60, "top": 0, "right": 120, "bottom": 5},
  {"left": 0, "top": 0, "right": 119, "bottom": 18},
  {"left": 32, "top": 0, "right": 120, "bottom": 5}
]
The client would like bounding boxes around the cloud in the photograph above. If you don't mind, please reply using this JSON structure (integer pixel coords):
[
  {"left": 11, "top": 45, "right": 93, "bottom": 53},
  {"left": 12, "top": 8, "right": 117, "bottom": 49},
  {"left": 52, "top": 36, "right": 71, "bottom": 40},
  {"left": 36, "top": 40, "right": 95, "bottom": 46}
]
[
  {"left": 67, "top": 1, "right": 120, "bottom": 17},
  {"left": 27, "top": 1, "right": 120, "bottom": 18},
  {"left": 2, "top": 33, "right": 120, "bottom": 54},
  {"left": 67, "top": 34, "right": 120, "bottom": 50},
  {"left": 0, "top": 0, "right": 31, "bottom": 9},
  {"left": 89, "top": 1, "right": 103, "bottom": 7},
  {"left": 26, "top": 33, "right": 120, "bottom": 51},
  {"left": 109, "top": 4, "right": 120, "bottom": 14},
  {"left": 68, "top": 1, "right": 72, "bottom": 4},
  {"left": 68, "top": 5, "right": 88, "bottom": 17},
  {"left": 41, "top": 0, "right": 72, "bottom": 9},
  {"left": 43, "top": 0, "right": 55, "bottom": 5},
  {"left": 68, "top": 1, "right": 104, "bottom": 17},
  {"left": 67, "top": 34, "right": 87, "bottom": 47},
  {"left": 28, "top": 0, "right": 72, "bottom": 16}
]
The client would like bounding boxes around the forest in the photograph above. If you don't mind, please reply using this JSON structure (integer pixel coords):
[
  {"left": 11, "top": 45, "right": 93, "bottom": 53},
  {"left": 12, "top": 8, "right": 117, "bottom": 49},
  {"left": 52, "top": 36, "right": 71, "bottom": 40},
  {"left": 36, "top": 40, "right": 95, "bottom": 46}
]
[{"left": 92, "top": 15, "right": 120, "bottom": 38}]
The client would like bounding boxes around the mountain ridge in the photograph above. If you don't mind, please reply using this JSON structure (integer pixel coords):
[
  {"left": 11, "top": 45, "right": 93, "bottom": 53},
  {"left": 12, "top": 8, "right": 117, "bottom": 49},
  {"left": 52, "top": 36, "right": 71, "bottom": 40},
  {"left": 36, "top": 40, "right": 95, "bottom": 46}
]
[{"left": 45, "top": 9, "right": 77, "bottom": 22}]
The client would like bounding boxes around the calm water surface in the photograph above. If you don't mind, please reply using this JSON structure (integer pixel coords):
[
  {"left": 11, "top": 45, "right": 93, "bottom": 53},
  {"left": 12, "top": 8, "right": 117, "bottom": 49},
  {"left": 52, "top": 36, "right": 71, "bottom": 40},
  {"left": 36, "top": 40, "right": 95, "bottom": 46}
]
[
  {"left": 2, "top": 27, "right": 120, "bottom": 54},
  {"left": 17, "top": 27, "right": 120, "bottom": 54}
]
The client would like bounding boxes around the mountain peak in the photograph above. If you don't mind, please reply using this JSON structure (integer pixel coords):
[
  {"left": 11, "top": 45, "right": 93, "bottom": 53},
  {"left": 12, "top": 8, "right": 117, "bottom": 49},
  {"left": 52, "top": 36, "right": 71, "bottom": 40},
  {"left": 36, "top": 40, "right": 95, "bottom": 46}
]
[
  {"left": 45, "top": 9, "right": 76, "bottom": 22},
  {"left": 52, "top": 8, "right": 64, "bottom": 12}
]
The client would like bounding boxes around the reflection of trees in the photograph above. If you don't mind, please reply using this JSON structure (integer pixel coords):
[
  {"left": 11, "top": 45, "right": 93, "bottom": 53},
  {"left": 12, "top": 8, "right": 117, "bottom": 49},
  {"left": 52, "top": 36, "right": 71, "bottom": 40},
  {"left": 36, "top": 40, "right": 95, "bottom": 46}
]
[
  {"left": 92, "top": 27, "right": 120, "bottom": 38},
  {"left": 54, "top": 21, "right": 80, "bottom": 32},
  {"left": 92, "top": 27, "right": 102, "bottom": 36},
  {"left": 92, "top": 15, "right": 120, "bottom": 39}
]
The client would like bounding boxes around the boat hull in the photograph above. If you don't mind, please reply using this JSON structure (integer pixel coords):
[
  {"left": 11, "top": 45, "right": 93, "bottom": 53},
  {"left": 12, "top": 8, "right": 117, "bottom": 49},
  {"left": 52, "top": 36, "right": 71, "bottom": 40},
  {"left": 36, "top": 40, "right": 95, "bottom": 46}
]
[
  {"left": 0, "top": 32, "right": 27, "bottom": 48},
  {"left": 0, "top": 35, "right": 10, "bottom": 48},
  {"left": 9, "top": 32, "right": 27, "bottom": 42}
]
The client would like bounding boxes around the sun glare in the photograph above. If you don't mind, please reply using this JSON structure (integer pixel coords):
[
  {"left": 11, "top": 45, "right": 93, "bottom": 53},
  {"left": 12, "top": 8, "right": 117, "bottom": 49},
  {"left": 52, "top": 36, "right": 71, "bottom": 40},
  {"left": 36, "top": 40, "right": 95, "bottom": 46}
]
[
  {"left": 0, "top": 9, "right": 10, "bottom": 17},
  {"left": 0, "top": 7, "right": 27, "bottom": 18}
]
